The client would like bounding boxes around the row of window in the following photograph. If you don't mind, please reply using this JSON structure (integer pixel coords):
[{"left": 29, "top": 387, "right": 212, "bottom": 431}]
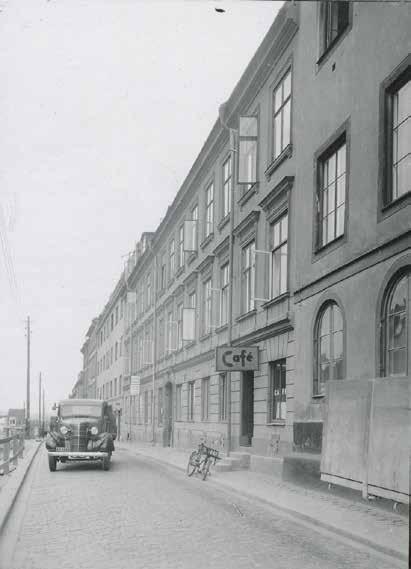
[
  {"left": 313, "top": 267, "right": 410, "bottom": 395},
  {"left": 97, "top": 337, "right": 124, "bottom": 375},
  {"left": 97, "top": 375, "right": 123, "bottom": 401},
  {"left": 98, "top": 298, "right": 125, "bottom": 348}
]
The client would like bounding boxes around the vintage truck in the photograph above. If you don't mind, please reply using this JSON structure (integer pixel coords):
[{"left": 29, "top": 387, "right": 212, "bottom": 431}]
[{"left": 45, "top": 399, "right": 116, "bottom": 471}]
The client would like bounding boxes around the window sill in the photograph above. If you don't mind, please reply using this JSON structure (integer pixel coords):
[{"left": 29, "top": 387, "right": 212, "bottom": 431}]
[
  {"left": 218, "top": 214, "right": 230, "bottom": 232},
  {"left": 267, "top": 420, "right": 286, "bottom": 426},
  {"left": 238, "top": 184, "right": 258, "bottom": 208},
  {"left": 316, "top": 22, "right": 351, "bottom": 69},
  {"left": 381, "top": 190, "right": 410, "bottom": 219},
  {"left": 265, "top": 145, "right": 292, "bottom": 180},
  {"left": 261, "top": 292, "right": 289, "bottom": 310},
  {"left": 312, "top": 394, "right": 325, "bottom": 400},
  {"left": 236, "top": 308, "right": 257, "bottom": 323},
  {"left": 313, "top": 233, "right": 345, "bottom": 261},
  {"left": 199, "top": 332, "right": 212, "bottom": 342},
  {"left": 200, "top": 233, "right": 214, "bottom": 250},
  {"left": 184, "top": 340, "right": 196, "bottom": 349},
  {"left": 215, "top": 323, "right": 228, "bottom": 334},
  {"left": 187, "top": 251, "right": 198, "bottom": 266}
]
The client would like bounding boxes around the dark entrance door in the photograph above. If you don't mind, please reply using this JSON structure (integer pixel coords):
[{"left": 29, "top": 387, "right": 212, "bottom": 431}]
[
  {"left": 164, "top": 382, "right": 173, "bottom": 447},
  {"left": 240, "top": 371, "right": 254, "bottom": 446}
]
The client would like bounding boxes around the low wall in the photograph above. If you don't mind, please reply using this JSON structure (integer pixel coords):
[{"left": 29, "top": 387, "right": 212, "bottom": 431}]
[{"left": 321, "top": 377, "right": 410, "bottom": 503}]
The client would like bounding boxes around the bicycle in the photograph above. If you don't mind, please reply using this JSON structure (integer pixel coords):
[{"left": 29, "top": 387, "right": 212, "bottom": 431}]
[{"left": 186, "top": 442, "right": 220, "bottom": 481}]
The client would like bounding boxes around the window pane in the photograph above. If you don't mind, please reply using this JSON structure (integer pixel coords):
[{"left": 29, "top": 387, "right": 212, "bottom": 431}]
[
  {"left": 320, "top": 335, "right": 330, "bottom": 363},
  {"left": 389, "top": 276, "right": 407, "bottom": 313},
  {"left": 389, "top": 349, "right": 407, "bottom": 375},
  {"left": 336, "top": 174, "right": 345, "bottom": 205},
  {"left": 273, "top": 221, "right": 280, "bottom": 247},
  {"left": 320, "top": 363, "right": 330, "bottom": 383},
  {"left": 274, "top": 113, "right": 282, "bottom": 159},
  {"left": 396, "top": 154, "right": 411, "bottom": 198},
  {"left": 388, "top": 314, "right": 407, "bottom": 349},
  {"left": 274, "top": 86, "right": 282, "bottom": 113},
  {"left": 327, "top": 154, "right": 336, "bottom": 185},
  {"left": 283, "top": 100, "right": 291, "bottom": 149},
  {"left": 327, "top": 211, "right": 335, "bottom": 242},
  {"left": 280, "top": 243, "right": 287, "bottom": 294},
  {"left": 281, "top": 215, "right": 288, "bottom": 241},
  {"left": 333, "top": 330, "right": 343, "bottom": 360},
  {"left": 396, "top": 81, "right": 411, "bottom": 127},
  {"left": 328, "top": 182, "right": 336, "bottom": 214},
  {"left": 283, "top": 71, "right": 291, "bottom": 100},
  {"left": 333, "top": 305, "right": 343, "bottom": 331},
  {"left": 272, "top": 251, "right": 280, "bottom": 298},
  {"left": 337, "top": 144, "right": 346, "bottom": 176},
  {"left": 336, "top": 205, "right": 345, "bottom": 237},
  {"left": 320, "top": 307, "right": 331, "bottom": 336},
  {"left": 396, "top": 118, "right": 410, "bottom": 163},
  {"left": 238, "top": 139, "right": 257, "bottom": 184}
]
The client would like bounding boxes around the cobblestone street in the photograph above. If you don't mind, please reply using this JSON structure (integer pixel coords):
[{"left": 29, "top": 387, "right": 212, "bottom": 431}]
[{"left": 0, "top": 447, "right": 404, "bottom": 569}]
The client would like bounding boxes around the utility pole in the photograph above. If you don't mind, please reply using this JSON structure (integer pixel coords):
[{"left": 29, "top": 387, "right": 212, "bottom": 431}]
[
  {"left": 25, "top": 316, "right": 31, "bottom": 437},
  {"left": 42, "top": 385, "right": 45, "bottom": 436},
  {"left": 38, "top": 372, "right": 42, "bottom": 436}
]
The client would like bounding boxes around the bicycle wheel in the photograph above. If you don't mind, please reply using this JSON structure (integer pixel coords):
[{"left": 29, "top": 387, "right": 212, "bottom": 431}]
[
  {"left": 202, "top": 458, "right": 211, "bottom": 481},
  {"left": 186, "top": 450, "right": 199, "bottom": 476}
]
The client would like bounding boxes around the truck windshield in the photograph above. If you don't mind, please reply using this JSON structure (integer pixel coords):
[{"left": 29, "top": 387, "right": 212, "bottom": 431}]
[{"left": 60, "top": 405, "right": 101, "bottom": 419}]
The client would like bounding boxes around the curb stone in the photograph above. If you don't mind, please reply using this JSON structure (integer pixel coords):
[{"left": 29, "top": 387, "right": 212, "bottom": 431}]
[
  {"left": 0, "top": 441, "right": 42, "bottom": 536},
  {"left": 120, "top": 445, "right": 408, "bottom": 565}
]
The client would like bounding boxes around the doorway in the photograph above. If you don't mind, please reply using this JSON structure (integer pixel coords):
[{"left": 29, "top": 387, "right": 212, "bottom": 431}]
[
  {"left": 164, "top": 382, "right": 173, "bottom": 446},
  {"left": 240, "top": 371, "right": 254, "bottom": 446}
]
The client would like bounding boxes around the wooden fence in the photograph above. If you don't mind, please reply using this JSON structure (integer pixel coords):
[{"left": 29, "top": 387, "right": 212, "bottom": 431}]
[
  {"left": 0, "top": 430, "right": 25, "bottom": 475},
  {"left": 321, "top": 377, "right": 410, "bottom": 504}
]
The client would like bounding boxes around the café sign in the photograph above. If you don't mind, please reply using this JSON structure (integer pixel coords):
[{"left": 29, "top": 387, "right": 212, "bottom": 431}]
[{"left": 215, "top": 346, "right": 259, "bottom": 372}]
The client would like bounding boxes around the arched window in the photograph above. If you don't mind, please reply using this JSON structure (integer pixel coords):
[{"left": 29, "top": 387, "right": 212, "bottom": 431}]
[
  {"left": 381, "top": 269, "right": 410, "bottom": 377},
  {"left": 314, "top": 302, "right": 344, "bottom": 396}
]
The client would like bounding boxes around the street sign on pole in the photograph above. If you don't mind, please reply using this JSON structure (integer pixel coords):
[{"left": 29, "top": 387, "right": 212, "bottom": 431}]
[
  {"left": 130, "top": 375, "right": 140, "bottom": 397},
  {"left": 215, "top": 346, "right": 259, "bottom": 372}
]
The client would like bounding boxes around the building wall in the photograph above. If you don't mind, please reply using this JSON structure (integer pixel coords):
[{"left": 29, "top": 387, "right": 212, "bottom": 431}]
[{"left": 78, "top": 1, "right": 411, "bottom": 458}]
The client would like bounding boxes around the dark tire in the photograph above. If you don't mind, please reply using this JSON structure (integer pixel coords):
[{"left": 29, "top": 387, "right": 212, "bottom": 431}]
[
  {"left": 186, "top": 451, "right": 199, "bottom": 477},
  {"left": 48, "top": 455, "right": 57, "bottom": 472},
  {"left": 102, "top": 452, "right": 111, "bottom": 471},
  {"left": 202, "top": 458, "right": 211, "bottom": 481}
]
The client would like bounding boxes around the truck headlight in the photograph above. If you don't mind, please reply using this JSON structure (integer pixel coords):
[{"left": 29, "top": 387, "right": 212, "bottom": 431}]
[
  {"left": 90, "top": 426, "right": 98, "bottom": 435},
  {"left": 60, "top": 426, "right": 68, "bottom": 435}
]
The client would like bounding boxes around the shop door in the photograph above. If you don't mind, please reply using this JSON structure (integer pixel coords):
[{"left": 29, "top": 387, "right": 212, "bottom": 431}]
[
  {"left": 240, "top": 371, "right": 254, "bottom": 446},
  {"left": 164, "top": 382, "right": 173, "bottom": 447}
]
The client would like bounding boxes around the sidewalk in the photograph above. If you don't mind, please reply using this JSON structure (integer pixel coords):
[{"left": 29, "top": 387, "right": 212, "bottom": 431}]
[
  {"left": 118, "top": 441, "right": 409, "bottom": 564},
  {"left": 0, "top": 440, "right": 42, "bottom": 535}
]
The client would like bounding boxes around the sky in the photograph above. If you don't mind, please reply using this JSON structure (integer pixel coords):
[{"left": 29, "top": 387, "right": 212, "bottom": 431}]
[{"left": 0, "top": 0, "right": 283, "bottom": 415}]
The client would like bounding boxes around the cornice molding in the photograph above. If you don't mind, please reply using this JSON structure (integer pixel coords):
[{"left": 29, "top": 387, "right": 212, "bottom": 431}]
[
  {"left": 197, "top": 254, "right": 215, "bottom": 274},
  {"left": 233, "top": 210, "right": 260, "bottom": 237},
  {"left": 259, "top": 176, "right": 294, "bottom": 212},
  {"left": 213, "top": 235, "right": 230, "bottom": 257}
]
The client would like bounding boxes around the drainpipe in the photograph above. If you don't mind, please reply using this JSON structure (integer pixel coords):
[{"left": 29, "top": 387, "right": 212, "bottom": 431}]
[{"left": 219, "top": 104, "right": 237, "bottom": 457}]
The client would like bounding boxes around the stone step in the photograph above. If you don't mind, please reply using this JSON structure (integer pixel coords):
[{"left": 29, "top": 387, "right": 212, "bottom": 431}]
[{"left": 229, "top": 452, "right": 250, "bottom": 469}]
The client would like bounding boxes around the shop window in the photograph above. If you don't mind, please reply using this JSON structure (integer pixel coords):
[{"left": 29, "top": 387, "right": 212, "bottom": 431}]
[
  {"left": 268, "top": 360, "right": 286, "bottom": 421},
  {"left": 313, "top": 301, "right": 345, "bottom": 396},
  {"left": 201, "top": 377, "right": 210, "bottom": 421},
  {"left": 381, "top": 268, "right": 410, "bottom": 376}
]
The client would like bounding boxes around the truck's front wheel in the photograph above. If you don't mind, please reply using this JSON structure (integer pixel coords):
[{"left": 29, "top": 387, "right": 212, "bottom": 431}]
[
  {"left": 48, "top": 455, "right": 57, "bottom": 472},
  {"left": 102, "top": 452, "right": 111, "bottom": 471}
]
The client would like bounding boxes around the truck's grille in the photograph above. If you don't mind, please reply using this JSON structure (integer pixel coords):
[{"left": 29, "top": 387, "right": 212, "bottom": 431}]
[{"left": 68, "top": 422, "right": 89, "bottom": 452}]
